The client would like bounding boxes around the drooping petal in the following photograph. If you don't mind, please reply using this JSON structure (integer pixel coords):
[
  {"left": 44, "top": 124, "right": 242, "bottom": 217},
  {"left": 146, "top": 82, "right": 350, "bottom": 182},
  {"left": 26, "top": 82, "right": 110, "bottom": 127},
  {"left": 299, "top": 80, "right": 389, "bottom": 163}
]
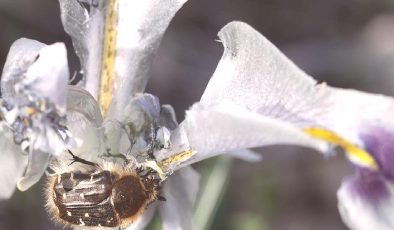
[
  {"left": 337, "top": 126, "right": 394, "bottom": 230},
  {"left": 337, "top": 172, "right": 394, "bottom": 230},
  {"left": 1, "top": 38, "right": 45, "bottom": 103},
  {"left": 159, "top": 166, "right": 199, "bottom": 230},
  {"left": 0, "top": 123, "right": 27, "bottom": 199},
  {"left": 176, "top": 103, "right": 327, "bottom": 167},
  {"left": 66, "top": 86, "right": 103, "bottom": 161}
]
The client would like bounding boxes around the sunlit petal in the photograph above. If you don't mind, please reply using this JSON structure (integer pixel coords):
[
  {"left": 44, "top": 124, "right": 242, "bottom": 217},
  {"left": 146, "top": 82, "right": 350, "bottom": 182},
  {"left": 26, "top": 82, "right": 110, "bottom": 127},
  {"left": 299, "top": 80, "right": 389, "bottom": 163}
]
[
  {"left": 201, "top": 21, "right": 394, "bottom": 145},
  {"left": 200, "top": 21, "right": 327, "bottom": 119},
  {"left": 108, "top": 0, "right": 188, "bottom": 115},
  {"left": 178, "top": 103, "right": 327, "bottom": 166}
]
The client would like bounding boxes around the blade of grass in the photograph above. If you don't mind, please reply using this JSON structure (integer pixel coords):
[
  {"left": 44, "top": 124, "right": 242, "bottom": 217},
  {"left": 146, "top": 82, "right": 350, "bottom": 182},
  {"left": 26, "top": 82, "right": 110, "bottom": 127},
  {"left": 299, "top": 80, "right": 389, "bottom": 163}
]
[{"left": 193, "top": 156, "right": 233, "bottom": 230}]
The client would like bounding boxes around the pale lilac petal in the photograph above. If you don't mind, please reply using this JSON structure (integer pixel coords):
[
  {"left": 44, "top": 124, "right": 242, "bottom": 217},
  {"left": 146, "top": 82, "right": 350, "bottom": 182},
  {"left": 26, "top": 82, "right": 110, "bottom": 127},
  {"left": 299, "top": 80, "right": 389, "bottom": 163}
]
[
  {"left": 178, "top": 103, "right": 327, "bottom": 166},
  {"left": 108, "top": 0, "right": 188, "bottom": 115},
  {"left": 66, "top": 86, "right": 103, "bottom": 161},
  {"left": 22, "top": 43, "right": 69, "bottom": 112},
  {"left": 0, "top": 124, "right": 27, "bottom": 199},
  {"left": 1, "top": 38, "right": 45, "bottom": 103},
  {"left": 159, "top": 167, "right": 199, "bottom": 230}
]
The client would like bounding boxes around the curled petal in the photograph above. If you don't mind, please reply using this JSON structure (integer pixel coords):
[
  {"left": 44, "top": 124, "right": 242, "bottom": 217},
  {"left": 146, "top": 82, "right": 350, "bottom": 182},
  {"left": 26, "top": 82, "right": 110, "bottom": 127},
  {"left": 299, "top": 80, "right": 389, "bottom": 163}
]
[
  {"left": 337, "top": 171, "right": 394, "bottom": 230},
  {"left": 0, "top": 124, "right": 27, "bottom": 199},
  {"left": 159, "top": 166, "right": 199, "bottom": 230},
  {"left": 178, "top": 103, "right": 327, "bottom": 166},
  {"left": 22, "top": 43, "right": 69, "bottom": 112},
  {"left": 1, "top": 38, "right": 45, "bottom": 104}
]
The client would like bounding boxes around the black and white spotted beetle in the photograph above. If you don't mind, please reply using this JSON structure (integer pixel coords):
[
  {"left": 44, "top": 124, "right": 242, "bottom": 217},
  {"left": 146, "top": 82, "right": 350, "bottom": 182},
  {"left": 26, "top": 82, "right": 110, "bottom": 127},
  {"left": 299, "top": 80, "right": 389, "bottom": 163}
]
[{"left": 45, "top": 150, "right": 165, "bottom": 228}]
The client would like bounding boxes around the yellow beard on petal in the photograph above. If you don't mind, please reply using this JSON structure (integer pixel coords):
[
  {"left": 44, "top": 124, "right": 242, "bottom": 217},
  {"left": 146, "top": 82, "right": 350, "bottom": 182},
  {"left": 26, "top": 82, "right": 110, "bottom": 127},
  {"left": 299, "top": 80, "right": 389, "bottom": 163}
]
[
  {"left": 98, "top": 0, "right": 118, "bottom": 118},
  {"left": 303, "top": 127, "right": 378, "bottom": 171}
]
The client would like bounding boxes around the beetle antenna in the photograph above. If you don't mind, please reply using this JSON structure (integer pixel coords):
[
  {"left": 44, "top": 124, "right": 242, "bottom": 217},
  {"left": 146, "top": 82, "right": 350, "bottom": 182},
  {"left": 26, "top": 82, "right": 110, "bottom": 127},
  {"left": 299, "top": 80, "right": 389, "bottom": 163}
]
[{"left": 68, "top": 149, "right": 98, "bottom": 167}]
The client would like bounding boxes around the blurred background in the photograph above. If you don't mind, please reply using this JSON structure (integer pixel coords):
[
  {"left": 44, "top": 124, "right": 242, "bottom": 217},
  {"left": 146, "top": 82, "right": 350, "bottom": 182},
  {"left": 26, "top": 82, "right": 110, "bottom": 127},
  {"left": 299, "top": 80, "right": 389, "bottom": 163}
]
[{"left": 1, "top": 0, "right": 394, "bottom": 229}]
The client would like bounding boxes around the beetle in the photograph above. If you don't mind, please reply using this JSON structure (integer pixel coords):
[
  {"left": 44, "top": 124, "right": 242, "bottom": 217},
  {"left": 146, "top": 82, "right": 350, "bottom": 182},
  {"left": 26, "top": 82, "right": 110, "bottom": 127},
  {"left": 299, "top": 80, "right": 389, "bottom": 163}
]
[{"left": 45, "top": 150, "right": 165, "bottom": 228}]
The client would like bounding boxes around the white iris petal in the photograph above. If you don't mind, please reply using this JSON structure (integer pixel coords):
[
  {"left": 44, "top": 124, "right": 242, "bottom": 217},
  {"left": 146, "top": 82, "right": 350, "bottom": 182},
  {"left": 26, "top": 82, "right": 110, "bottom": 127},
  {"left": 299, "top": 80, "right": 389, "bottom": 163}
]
[
  {"left": 1, "top": 38, "right": 46, "bottom": 103},
  {"left": 179, "top": 103, "right": 327, "bottom": 166},
  {"left": 0, "top": 124, "right": 27, "bottom": 198},
  {"left": 159, "top": 167, "right": 200, "bottom": 230},
  {"left": 108, "top": 0, "right": 188, "bottom": 115},
  {"left": 337, "top": 178, "right": 394, "bottom": 230},
  {"left": 66, "top": 86, "right": 103, "bottom": 161},
  {"left": 22, "top": 43, "right": 69, "bottom": 112}
]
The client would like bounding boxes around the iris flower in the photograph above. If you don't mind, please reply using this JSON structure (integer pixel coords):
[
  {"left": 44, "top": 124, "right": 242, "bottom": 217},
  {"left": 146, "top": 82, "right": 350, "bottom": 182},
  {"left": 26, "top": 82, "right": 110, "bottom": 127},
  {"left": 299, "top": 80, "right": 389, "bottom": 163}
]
[{"left": 1, "top": 0, "right": 394, "bottom": 229}]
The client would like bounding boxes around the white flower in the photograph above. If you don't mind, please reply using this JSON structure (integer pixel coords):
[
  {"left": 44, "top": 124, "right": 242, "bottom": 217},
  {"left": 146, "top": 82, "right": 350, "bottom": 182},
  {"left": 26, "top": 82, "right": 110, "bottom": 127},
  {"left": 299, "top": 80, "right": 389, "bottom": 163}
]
[
  {"left": 0, "top": 39, "right": 69, "bottom": 196},
  {"left": 1, "top": 0, "right": 394, "bottom": 229}
]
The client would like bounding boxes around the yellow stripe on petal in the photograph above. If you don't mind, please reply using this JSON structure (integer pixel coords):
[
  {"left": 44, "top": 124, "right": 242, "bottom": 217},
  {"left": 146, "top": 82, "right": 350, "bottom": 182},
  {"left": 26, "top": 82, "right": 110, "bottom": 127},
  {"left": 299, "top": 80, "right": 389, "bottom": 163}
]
[
  {"left": 303, "top": 127, "right": 378, "bottom": 170},
  {"left": 159, "top": 149, "right": 194, "bottom": 169},
  {"left": 98, "top": 0, "right": 118, "bottom": 118}
]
